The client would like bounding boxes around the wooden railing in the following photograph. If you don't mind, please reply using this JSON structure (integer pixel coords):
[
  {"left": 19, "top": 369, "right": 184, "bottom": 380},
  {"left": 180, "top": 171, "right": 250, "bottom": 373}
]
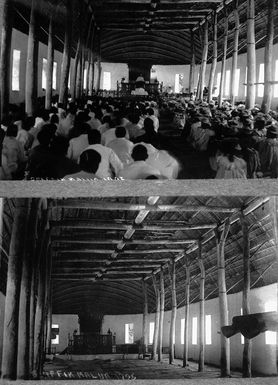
[{"left": 71, "top": 333, "right": 116, "bottom": 354}]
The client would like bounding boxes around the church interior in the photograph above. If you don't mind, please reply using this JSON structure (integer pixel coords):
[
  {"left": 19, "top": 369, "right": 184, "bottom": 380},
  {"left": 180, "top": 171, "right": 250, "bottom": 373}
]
[{"left": 0, "top": 196, "right": 278, "bottom": 381}]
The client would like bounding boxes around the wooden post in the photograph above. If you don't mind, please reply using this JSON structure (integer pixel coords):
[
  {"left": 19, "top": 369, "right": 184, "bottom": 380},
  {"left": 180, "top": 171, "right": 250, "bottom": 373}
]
[
  {"left": 240, "top": 213, "right": 252, "bottom": 378},
  {"left": 246, "top": 0, "right": 256, "bottom": 109},
  {"left": 76, "top": 52, "right": 83, "bottom": 100},
  {"left": 230, "top": 0, "right": 239, "bottom": 106},
  {"left": 0, "top": 0, "right": 13, "bottom": 119},
  {"left": 1, "top": 199, "right": 29, "bottom": 380},
  {"left": 25, "top": 0, "right": 39, "bottom": 116},
  {"left": 169, "top": 260, "right": 177, "bottom": 365},
  {"left": 189, "top": 29, "right": 196, "bottom": 96},
  {"left": 59, "top": 0, "right": 72, "bottom": 107},
  {"left": 214, "top": 218, "right": 231, "bottom": 377},
  {"left": 33, "top": 209, "right": 51, "bottom": 379},
  {"left": 207, "top": 11, "right": 217, "bottom": 102},
  {"left": 261, "top": 0, "right": 275, "bottom": 113},
  {"left": 198, "top": 241, "right": 205, "bottom": 372},
  {"left": 152, "top": 275, "right": 160, "bottom": 360},
  {"left": 142, "top": 280, "right": 149, "bottom": 354},
  {"left": 96, "top": 29, "right": 102, "bottom": 91},
  {"left": 85, "top": 17, "right": 95, "bottom": 95},
  {"left": 17, "top": 200, "right": 40, "bottom": 379},
  {"left": 45, "top": 14, "right": 54, "bottom": 110},
  {"left": 158, "top": 268, "right": 165, "bottom": 362},
  {"left": 218, "top": 6, "right": 228, "bottom": 107},
  {"left": 198, "top": 20, "right": 208, "bottom": 101},
  {"left": 183, "top": 259, "right": 191, "bottom": 368},
  {"left": 71, "top": 38, "right": 81, "bottom": 102}
]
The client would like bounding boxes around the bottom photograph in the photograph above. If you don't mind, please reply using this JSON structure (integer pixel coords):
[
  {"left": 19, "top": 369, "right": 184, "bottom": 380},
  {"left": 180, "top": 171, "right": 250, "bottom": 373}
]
[{"left": 0, "top": 196, "right": 277, "bottom": 382}]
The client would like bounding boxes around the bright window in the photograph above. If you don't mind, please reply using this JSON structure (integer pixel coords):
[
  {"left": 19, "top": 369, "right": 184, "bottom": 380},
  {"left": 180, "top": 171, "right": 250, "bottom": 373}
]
[
  {"left": 51, "top": 324, "right": 59, "bottom": 345},
  {"left": 149, "top": 322, "right": 154, "bottom": 344},
  {"left": 125, "top": 323, "right": 134, "bottom": 344},
  {"left": 274, "top": 60, "right": 278, "bottom": 98},
  {"left": 12, "top": 50, "right": 21, "bottom": 91},
  {"left": 53, "top": 61, "right": 57, "bottom": 90},
  {"left": 181, "top": 318, "right": 185, "bottom": 344},
  {"left": 205, "top": 315, "right": 212, "bottom": 345},
  {"left": 192, "top": 317, "right": 197, "bottom": 345},
  {"left": 234, "top": 68, "right": 240, "bottom": 97},
  {"left": 42, "top": 58, "right": 47, "bottom": 90},
  {"left": 225, "top": 70, "right": 231, "bottom": 96},
  {"left": 103, "top": 71, "right": 111, "bottom": 90},
  {"left": 174, "top": 74, "right": 180, "bottom": 93},
  {"left": 84, "top": 68, "right": 87, "bottom": 90},
  {"left": 265, "top": 301, "right": 277, "bottom": 345},
  {"left": 257, "top": 63, "right": 264, "bottom": 97}
]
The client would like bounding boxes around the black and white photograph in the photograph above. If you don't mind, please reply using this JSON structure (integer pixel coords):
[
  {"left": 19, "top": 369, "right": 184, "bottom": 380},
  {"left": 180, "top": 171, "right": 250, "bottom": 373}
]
[
  {"left": 0, "top": 0, "right": 277, "bottom": 180},
  {"left": 0, "top": 196, "right": 277, "bottom": 382}
]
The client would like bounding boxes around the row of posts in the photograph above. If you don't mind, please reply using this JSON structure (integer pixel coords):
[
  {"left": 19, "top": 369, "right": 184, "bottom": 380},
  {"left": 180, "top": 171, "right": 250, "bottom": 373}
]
[
  {"left": 190, "top": 0, "right": 275, "bottom": 113},
  {"left": 0, "top": 0, "right": 102, "bottom": 120},
  {"left": 1, "top": 199, "right": 53, "bottom": 380},
  {"left": 141, "top": 213, "right": 258, "bottom": 378}
]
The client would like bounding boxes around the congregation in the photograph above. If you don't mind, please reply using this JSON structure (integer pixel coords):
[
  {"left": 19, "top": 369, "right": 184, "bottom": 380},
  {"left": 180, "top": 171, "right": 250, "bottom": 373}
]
[{"left": 0, "top": 94, "right": 278, "bottom": 180}]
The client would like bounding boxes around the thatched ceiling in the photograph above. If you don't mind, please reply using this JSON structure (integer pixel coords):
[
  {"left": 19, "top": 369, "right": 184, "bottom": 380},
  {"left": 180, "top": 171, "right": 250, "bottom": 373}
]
[
  {"left": 1, "top": 196, "right": 277, "bottom": 316},
  {"left": 12, "top": 0, "right": 278, "bottom": 65}
]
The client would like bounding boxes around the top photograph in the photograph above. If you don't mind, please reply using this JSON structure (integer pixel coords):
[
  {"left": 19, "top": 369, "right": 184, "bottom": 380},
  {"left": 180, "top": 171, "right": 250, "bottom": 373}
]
[{"left": 0, "top": 0, "right": 277, "bottom": 181}]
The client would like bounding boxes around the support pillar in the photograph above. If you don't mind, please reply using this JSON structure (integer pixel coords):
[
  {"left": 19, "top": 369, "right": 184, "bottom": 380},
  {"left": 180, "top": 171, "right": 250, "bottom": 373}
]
[
  {"left": 152, "top": 275, "right": 160, "bottom": 361},
  {"left": 240, "top": 213, "right": 252, "bottom": 378},
  {"left": 230, "top": 0, "right": 239, "bottom": 106},
  {"left": 169, "top": 260, "right": 177, "bottom": 365},
  {"left": 207, "top": 11, "right": 217, "bottom": 102},
  {"left": 183, "top": 259, "right": 191, "bottom": 367},
  {"left": 45, "top": 14, "right": 54, "bottom": 110},
  {"left": 59, "top": 0, "right": 72, "bottom": 107},
  {"left": 261, "top": 0, "right": 275, "bottom": 113},
  {"left": 158, "top": 268, "right": 165, "bottom": 361},
  {"left": 214, "top": 219, "right": 231, "bottom": 377},
  {"left": 0, "top": 0, "right": 13, "bottom": 119},
  {"left": 17, "top": 200, "right": 40, "bottom": 379},
  {"left": 218, "top": 6, "right": 228, "bottom": 107},
  {"left": 246, "top": 0, "right": 256, "bottom": 109},
  {"left": 25, "top": 0, "right": 39, "bottom": 116},
  {"left": 198, "top": 20, "right": 208, "bottom": 101},
  {"left": 189, "top": 29, "right": 196, "bottom": 96},
  {"left": 71, "top": 38, "right": 81, "bottom": 102},
  {"left": 142, "top": 280, "right": 149, "bottom": 354},
  {"left": 198, "top": 241, "right": 205, "bottom": 372},
  {"left": 1, "top": 199, "right": 29, "bottom": 380}
]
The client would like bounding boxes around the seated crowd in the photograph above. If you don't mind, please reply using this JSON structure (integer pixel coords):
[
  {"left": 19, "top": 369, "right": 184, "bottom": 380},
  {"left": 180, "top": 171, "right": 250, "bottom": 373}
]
[
  {"left": 0, "top": 97, "right": 180, "bottom": 180},
  {"left": 1, "top": 94, "right": 278, "bottom": 180}
]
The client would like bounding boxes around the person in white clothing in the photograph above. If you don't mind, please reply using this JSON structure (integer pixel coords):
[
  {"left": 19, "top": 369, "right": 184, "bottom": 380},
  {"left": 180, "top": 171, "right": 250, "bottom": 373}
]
[
  {"left": 102, "top": 126, "right": 129, "bottom": 146},
  {"left": 82, "top": 129, "right": 123, "bottom": 178},
  {"left": 107, "top": 127, "right": 134, "bottom": 165},
  {"left": 119, "top": 144, "right": 161, "bottom": 180},
  {"left": 67, "top": 123, "right": 90, "bottom": 162},
  {"left": 146, "top": 108, "right": 159, "bottom": 132}
]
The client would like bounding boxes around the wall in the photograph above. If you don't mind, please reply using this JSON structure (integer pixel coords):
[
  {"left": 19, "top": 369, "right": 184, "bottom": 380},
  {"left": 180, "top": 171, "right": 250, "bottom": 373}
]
[
  {"left": 103, "top": 283, "right": 278, "bottom": 375},
  {"left": 94, "top": 62, "right": 129, "bottom": 91},
  {"left": 0, "top": 292, "right": 5, "bottom": 369},
  {"left": 51, "top": 314, "right": 79, "bottom": 353}
]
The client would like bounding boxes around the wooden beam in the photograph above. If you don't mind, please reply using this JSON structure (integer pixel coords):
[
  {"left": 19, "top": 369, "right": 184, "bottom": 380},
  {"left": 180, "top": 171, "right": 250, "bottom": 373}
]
[
  {"left": 189, "top": 29, "right": 196, "bottom": 95},
  {"left": 57, "top": 249, "right": 185, "bottom": 255},
  {"left": 261, "top": 0, "right": 275, "bottom": 113},
  {"left": 45, "top": 11, "right": 54, "bottom": 110},
  {"left": 169, "top": 260, "right": 177, "bottom": 365},
  {"left": 246, "top": 0, "right": 256, "bottom": 109},
  {"left": 240, "top": 212, "right": 251, "bottom": 378},
  {"left": 158, "top": 268, "right": 165, "bottom": 362},
  {"left": 54, "top": 258, "right": 170, "bottom": 264},
  {"left": 215, "top": 219, "right": 231, "bottom": 377},
  {"left": 183, "top": 258, "right": 191, "bottom": 367},
  {"left": 198, "top": 241, "right": 205, "bottom": 372},
  {"left": 52, "top": 238, "right": 196, "bottom": 245},
  {"left": 230, "top": 0, "right": 239, "bottom": 106},
  {"left": 98, "top": 0, "right": 222, "bottom": 3},
  {"left": 50, "top": 220, "right": 216, "bottom": 231},
  {"left": 1, "top": 200, "right": 29, "bottom": 380},
  {"left": 54, "top": 201, "right": 235, "bottom": 213},
  {"left": 142, "top": 281, "right": 149, "bottom": 354},
  {"left": 218, "top": 6, "right": 228, "bottom": 107},
  {"left": 152, "top": 275, "right": 160, "bottom": 361},
  {"left": 207, "top": 11, "right": 217, "bottom": 102},
  {"left": 198, "top": 20, "right": 208, "bottom": 101}
]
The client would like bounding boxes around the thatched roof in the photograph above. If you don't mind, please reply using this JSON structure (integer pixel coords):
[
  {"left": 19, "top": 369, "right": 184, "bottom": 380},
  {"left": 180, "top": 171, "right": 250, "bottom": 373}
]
[
  {"left": 1, "top": 196, "right": 277, "bottom": 316},
  {"left": 12, "top": 0, "right": 278, "bottom": 65}
]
